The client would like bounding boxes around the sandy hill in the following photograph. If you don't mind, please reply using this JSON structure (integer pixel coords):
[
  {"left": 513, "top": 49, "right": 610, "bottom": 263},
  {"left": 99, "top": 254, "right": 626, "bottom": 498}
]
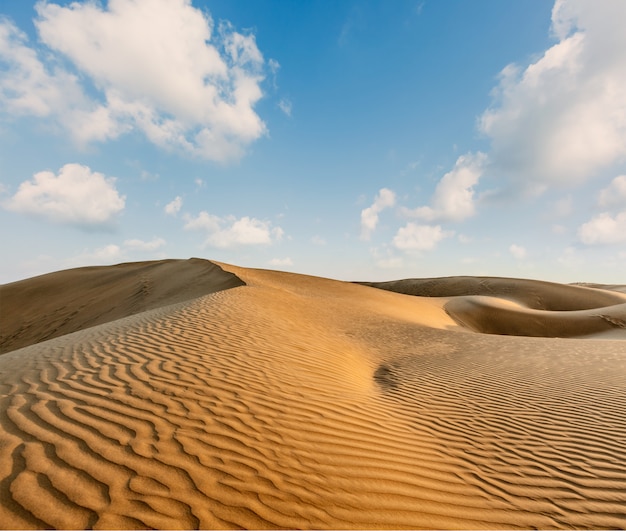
[
  {"left": 360, "top": 276, "right": 626, "bottom": 339},
  {"left": 0, "top": 258, "right": 244, "bottom": 354},
  {"left": 0, "top": 260, "right": 625, "bottom": 529}
]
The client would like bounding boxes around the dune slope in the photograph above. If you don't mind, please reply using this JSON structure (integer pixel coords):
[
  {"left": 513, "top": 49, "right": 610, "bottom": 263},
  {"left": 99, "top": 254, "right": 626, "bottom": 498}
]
[
  {"left": 0, "top": 258, "right": 244, "bottom": 354},
  {"left": 361, "top": 276, "right": 626, "bottom": 339},
  {"left": 0, "top": 263, "right": 625, "bottom": 529}
]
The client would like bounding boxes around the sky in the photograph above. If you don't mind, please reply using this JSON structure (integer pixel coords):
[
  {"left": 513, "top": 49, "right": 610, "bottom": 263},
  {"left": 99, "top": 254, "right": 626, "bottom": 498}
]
[{"left": 1, "top": 0, "right": 626, "bottom": 284}]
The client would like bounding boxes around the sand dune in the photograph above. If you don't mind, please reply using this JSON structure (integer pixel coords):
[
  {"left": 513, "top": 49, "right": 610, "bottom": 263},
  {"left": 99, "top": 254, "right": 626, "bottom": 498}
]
[
  {"left": 358, "top": 276, "right": 626, "bottom": 310},
  {"left": 361, "top": 276, "right": 626, "bottom": 339},
  {"left": 0, "top": 258, "right": 244, "bottom": 354},
  {"left": 1, "top": 262, "right": 625, "bottom": 528}
]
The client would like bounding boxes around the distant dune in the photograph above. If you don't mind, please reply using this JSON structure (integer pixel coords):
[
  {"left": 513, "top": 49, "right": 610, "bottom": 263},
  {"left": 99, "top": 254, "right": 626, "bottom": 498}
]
[
  {"left": 360, "top": 276, "right": 626, "bottom": 339},
  {"left": 1, "top": 260, "right": 625, "bottom": 529}
]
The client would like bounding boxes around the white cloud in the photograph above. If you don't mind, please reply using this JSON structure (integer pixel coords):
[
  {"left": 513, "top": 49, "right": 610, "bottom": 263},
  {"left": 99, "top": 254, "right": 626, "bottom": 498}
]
[
  {"left": 269, "top": 257, "right": 293, "bottom": 267},
  {"left": 360, "top": 188, "right": 396, "bottom": 240},
  {"left": 0, "top": 0, "right": 269, "bottom": 162},
  {"left": 404, "top": 152, "right": 486, "bottom": 222},
  {"left": 184, "top": 211, "right": 284, "bottom": 248},
  {"left": 578, "top": 211, "right": 626, "bottom": 245},
  {"left": 311, "top": 235, "right": 326, "bottom": 245},
  {"left": 479, "top": 0, "right": 626, "bottom": 187},
  {"left": 392, "top": 223, "right": 452, "bottom": 252},
  {"left": 598, "top": 175, "right": 626, "bottom": 208},
  {"left": 164, "top": 196, "right": 183, "bottom": 216},
  {"left": 278, "top": 98, "right": 292, "bottom": 117},
  {"left": 3, "top": 163, "right": 125, "bottom": 228},
  {"left": 183, "top": 211, "right": 223, "bottom": 232},
  {"left": 0, "top": 18, "right": 85, "bottom": 117},
  {"left": 509, "top": 244, "right": 527, "bottom": 259},
  {"left": 123, "top": 237, "right": 166, "bottom": 251}
]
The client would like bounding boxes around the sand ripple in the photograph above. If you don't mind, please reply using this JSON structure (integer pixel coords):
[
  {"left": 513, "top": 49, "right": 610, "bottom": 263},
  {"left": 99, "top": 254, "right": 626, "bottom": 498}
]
[{"left": 1, "top": 265, "right": 625, "bottom": 528}]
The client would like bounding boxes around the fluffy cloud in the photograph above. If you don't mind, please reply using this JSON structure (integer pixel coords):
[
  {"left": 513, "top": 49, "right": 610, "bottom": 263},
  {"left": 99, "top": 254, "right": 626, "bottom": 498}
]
[
  {"left": 164, "top": 196, "right": 183, "bottom": 216},
  {"left": 479, "top": 0, "right": 626, "bottom": 186},
  {"left": 598, "top": 175, "right": 626, "bottom": 208},
  {"left": 184, "top": 211, "right": 283, "bottom": 248},
  {"left": 3, "top": 163, "right": 125, "bottom": 227},
  {"left": 509, "top": 244, "right": 527, "bottom": 259},
  {"left": 123, "top": 237, "right": 166, "bottom": 251},
  {"left": 404, "top": 152, "right": 486, "bottom": 222},
  {"left": 392, "top": 223, "right": 452, "bottom": 252},
  {"left": 0, "top": 19, "right": 80, "bottom": 117},
  {"left": 0, "top": 0, "right": 268, "bottom": 161},
  {"left": 360, "top": 188, "right": 396, "bottom": 240},
  {"left": 578, "top": 211, "right": 626, "bottom": 245}
]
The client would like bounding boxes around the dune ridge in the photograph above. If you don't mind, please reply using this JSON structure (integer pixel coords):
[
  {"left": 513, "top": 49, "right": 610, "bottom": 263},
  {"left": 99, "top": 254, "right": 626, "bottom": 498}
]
[
  {"left": 360, "top": 276, "right": 626, "bottom": 339},
  {"left": 1, "top": 262, "right": 625, "bottom": 528},
  {"left": 0, "top": 258, "right": 244, "bottom": 354}
]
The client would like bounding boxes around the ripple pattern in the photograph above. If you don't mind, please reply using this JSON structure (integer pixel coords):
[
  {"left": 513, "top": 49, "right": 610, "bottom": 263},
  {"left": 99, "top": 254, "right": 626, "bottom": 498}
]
[{"left": 1, "top": 270, "right": 625, "bottom": 529}]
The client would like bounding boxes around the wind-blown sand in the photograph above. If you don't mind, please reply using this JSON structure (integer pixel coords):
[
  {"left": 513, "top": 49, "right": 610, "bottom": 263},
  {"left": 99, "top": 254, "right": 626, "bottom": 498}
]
[{"left": 1, "top": 259, "right": 625, "bottom": 529}]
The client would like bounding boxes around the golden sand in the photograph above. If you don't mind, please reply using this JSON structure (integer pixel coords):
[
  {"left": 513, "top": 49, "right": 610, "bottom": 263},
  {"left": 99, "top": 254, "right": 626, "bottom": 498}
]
[{"left": 1, "top": 259, "right": 625, "bottom": 529}]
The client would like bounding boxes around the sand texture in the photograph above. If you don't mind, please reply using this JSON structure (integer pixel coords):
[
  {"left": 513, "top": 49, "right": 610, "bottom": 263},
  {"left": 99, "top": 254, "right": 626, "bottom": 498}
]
[
  {"left": 0, "top": 258, "right": 245, "bottom": 354},
  {"left": 1, "top": 260, "right": 625, "bottom": 529}
]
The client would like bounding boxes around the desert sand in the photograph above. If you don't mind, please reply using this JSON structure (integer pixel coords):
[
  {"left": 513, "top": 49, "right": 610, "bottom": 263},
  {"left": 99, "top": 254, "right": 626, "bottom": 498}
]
[{"left": 1, "top": 258, "right": 625, "bottom": 529}]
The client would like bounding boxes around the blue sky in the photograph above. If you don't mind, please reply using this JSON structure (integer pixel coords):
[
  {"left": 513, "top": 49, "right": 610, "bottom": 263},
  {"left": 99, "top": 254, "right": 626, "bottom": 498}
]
[{"left": 1, "top": 0, "right": 626, "bottom": 284}]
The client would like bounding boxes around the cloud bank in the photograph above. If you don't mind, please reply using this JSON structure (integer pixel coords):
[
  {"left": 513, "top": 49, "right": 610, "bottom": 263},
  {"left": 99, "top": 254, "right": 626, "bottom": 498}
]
[
  {"left": 0, "top": 0, "right": 268, "bottom": 161},
  {"left": 479, "top": 0, "right": 626, "bottom": 187}
]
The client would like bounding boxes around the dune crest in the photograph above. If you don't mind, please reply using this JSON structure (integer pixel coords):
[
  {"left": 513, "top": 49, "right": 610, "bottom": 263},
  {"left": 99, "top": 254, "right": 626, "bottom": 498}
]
[{"left": 1, "top": 262, "right": 625, "bottom": 528}]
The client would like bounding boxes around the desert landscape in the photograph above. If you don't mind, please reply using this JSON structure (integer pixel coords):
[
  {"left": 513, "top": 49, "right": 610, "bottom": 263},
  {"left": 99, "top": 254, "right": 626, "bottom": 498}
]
[{"left": 0, "top": 258, "right": 625, "bottom": 529}]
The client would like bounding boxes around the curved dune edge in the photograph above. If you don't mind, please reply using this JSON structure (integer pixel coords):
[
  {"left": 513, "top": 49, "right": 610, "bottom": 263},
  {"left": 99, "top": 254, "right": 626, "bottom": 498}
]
[
  {"left": 360, "top": 276, "right": 626, "bottom": 339},
  {"left": 1, "top": 264, "right": 625, "bottom": 529},
  {"left": 445, "top": 296, "right": 626, "bottom": 339},
  {"left": 0, "top": 258, "right": 245, "bottom": 354},
  {"left": 358, "top": 276, "right": 626, "bottom": 310}
]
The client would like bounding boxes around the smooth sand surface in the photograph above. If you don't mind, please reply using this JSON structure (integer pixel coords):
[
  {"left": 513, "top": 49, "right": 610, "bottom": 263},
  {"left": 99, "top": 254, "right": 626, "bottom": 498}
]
[
  {"left": 1, "top": 260, "right": 625, "bottom": 529},
  {"left": 361, "top": 276, "right": 626, "bottom": 339}
]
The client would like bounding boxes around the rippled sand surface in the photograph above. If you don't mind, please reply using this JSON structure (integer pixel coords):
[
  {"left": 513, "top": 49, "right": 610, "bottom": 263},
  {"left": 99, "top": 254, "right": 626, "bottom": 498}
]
[{"left": 1, "top": 260, "right": 625, "bottom": 529}]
